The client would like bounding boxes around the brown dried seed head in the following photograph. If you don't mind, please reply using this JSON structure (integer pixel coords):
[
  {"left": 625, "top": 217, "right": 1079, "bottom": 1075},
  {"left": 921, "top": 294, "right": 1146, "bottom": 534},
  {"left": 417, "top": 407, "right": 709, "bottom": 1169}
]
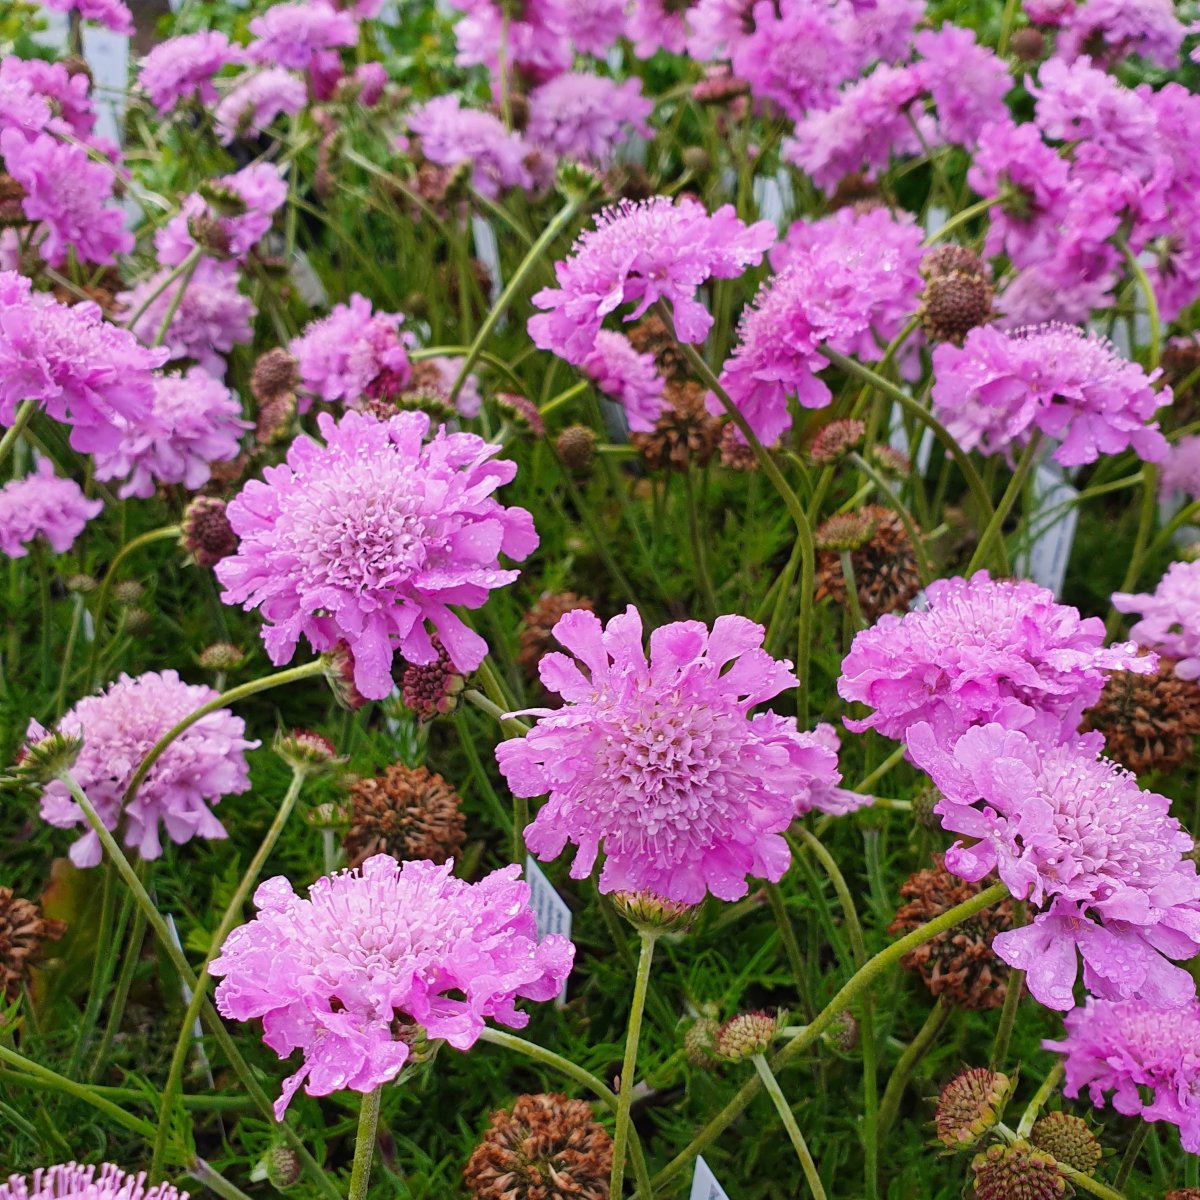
[
  {"left": 921, "top": 271, "right": 994, "bottom": 344},
  {"left": 0, "top": 887, "right": 66, "bottom": 1002},
  {"left": 970, "top": 1141, "right": 1066, "bottom": 1200},
  {"left": 627, "top": 314, "right": 691, "bottom": 383},
  {"left": 251, "top": 348, "right": 301, "bottom": 403},
  {"left": 815, "top": 505, "right": 922, "bottom": 622},
  {"left": 556, "top": 424, "right": 598, "bottom": 474},
  {"left": 345, "top": 763, "right": 466, "bottom": 868},
  {"left": 631, "top": 381, "right": 721, "bottom": 472},
  {"left": 920, "top": 243, "right": 987, "bottom": 281}
]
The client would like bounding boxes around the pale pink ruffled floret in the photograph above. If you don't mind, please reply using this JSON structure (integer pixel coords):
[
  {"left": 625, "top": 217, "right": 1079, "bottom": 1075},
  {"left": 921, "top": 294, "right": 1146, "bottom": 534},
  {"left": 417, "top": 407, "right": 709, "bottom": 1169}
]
[
  {"left": 581, "top": 331, "right": 666, "bottom": 433},
  {"left": 1045, "top": 998, "right": 1200, "bottom": 1151},
  {"left": 248, "top": 0, "right": 358, "bottom": 70},
  {"left": 931, "top": 323, "right": 1169, "bottom": 467},
  {"left": 838, "top": 571, "right": 1151, "bottom": 749},
  {"left": 0, "top": 457, "right": 101, "bottom": 558},
  {"left": 32, "top": 670, "right": 257, "bottom": 869},
  {"left": 0, "top": 1163, "right": 186, "bottom": 1200},
  {"left": 407, "top": 96, "right": 535, "bottom": 199},
  {"left": 92, "top": 368, "right": 249, "bottom": 499},
  {"left": 912, "top": 25, "right": 1011, "bottom": 147},
  {"left": 42, "top": 0, "right": 133, "bottom": 33},
  {"left": 138, "top": 32, "right": 238, "bottom": 113},
  {"left": 526, "top": 74, "right": 652, "bottom": 168},
  {"left": 1158, "top": 435, "right": 1200, "bottom": 502},
  {"left": 215, "top": 410, "right": 537, "bottom": 701},
  {"left": 529, "top": 196, "right": 774, "bottom": 365},
  {"left": 1058, "top": 0, "right": 1186, "bottom": 68},
  {"left": 625, "top": 0, "right": 690, "bottom": 56},
  {"left": 495, "top": 606, "right": 814, "bottom": 904},
  {"left": 213, "top": 69, "right": 307, "bottom": 145},
  {"left": 0, "top": 271, "right": 166, "bottom": 454},
  {"left": 909, "top": 722, "right": 1200, "bottom": 1010},
  {"left": 1113, "top": 560, "right": 1200, "bottom": 682},
  {"left": 210, "top": 855, "right": 574, "bottom": 1118},
  {"left": 789, "top": 722, "right": 872, "bottom": 817},
  {"left": 1, "top": 58, "right": 94, "bottom": 140}
]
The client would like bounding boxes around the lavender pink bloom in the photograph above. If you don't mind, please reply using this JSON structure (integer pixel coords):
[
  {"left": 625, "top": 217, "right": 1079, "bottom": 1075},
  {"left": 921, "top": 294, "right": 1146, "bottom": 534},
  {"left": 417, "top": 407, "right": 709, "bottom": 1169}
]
[
  {"left": 496, "top": 606, "right": 813, "bottom": 904},
  {"left": 216, "top": 410, "right": 537, "bottom": 701},
  {"left": 526, "top": 73, "right": 652, "bottom": 168},
  {"left": 625, "top": 0, "right": 690, "bottom": 57},
  {"left": 1, "top": 57, "right": 94, "bottom": 140},
  {"left": 0, "top": 1164, "right": 186, "bottom": 1200},
  {"left": 1046, "top": 998, "right": 1200, "bottom": 1151},
  {"left": 211, "top": 855, "right": 573, "bottom": 1118},
  {"left": 0, "top": 270, "right": 166, "bottom": 454},
  {"left": 838, "top": 572, "right": 1149, "bottom": 749},
  {"left": 33, "top": 670, "right": 257, "bottom": 868},
  {"left": 0, "top": 458, "right": 101, "bottom": 558},
  {"left": 92, "top": 368, "right": 250, "bottom": 499},
  {"left": 1058, "top": 0, "right": 1186, "bottom": 68},
  {"left": 912, "top": 26, "right": 1011, "bottom": 147},
  {"left": 42, "top": 0, "right": 133, "bottom": 33},
  {"left": 138, "top": 32, "right": 238, "bottom": 113},
  {"left": 213, "top": 68, "right": 307, "bottom": 144},
  {"left": 1113, "top": 560, "right": 1200, "bottom": 681},
  {"left": 529, "top": 196, "right": 774, "bottom": 365},
  {"left": 248, "top": 0, "right": 358, "bottom": 71},
  {"left": 581, "top": 331, "right": 666, "bottom": 433},
  {"left": 1158, "top": 435, "right": 1200, "bottom": 502}
]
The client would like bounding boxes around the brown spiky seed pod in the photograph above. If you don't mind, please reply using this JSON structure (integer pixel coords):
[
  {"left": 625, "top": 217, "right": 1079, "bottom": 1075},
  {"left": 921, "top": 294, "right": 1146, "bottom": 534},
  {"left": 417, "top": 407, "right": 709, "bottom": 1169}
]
[
  {"left": 809, "top": 418, "right": 866, "bottom": 464},
  {"left": 719, "top": 424, "right": 758, "bottom": 470},
  {"left": 464, "top": 1093, "right": 613, "bottom": 1200},
  {"left": 556, "top": 425, "right": 598, "bottom": 474},
  {"left": 889, "top": 857, "right": 1015, "bottom": 1009},
  {"left": 631, "top": 381, "right": 721, "bottom": 471},
  {"left": 400, "top": 638, "right": 466, "bottom": 720},
  {"left": 344, "top": 763, "right": 466, "bottom": 868},
  {"left": 1030, "top": 1112, "right": 1102, "bottom": 1175},
  {"left": 181, "top": 496, "right": 238, "bottom": 567},
  {"left": 250, "top": 348, "right": 301, "bottom": 403},
  {"left": 1010, "top": 26, "right": 1046, "bottom": 61},
  {"left": 920, "top": 243, "right": 987, "bottom": 281},
  {"left": 1165, "top": 1191, "right": 1200, "bottom": 1200},
  {"left": 0, "top": 887, "right": 66, "bottom": 1001},
  {"left": 1080, "top": 654, "right": 1200, "bottom": 776},
  {"left": 970, "top": 1141, "right": 1066, "bottom": 1200},
  {"left": 815, "top": 505, "right": 923, "bottom": 622},
  {"left": 921, "top": 271, "right": 994, "bottom": 344},
  {"left": 628, "top": 314, "right": 690, "bottom": 383},
  {"left": 934, "top": 1067, "right": 1012, "bottom": 1148},
  {"left": 518, "top": 593, "right": 595, "bottom": 683}
]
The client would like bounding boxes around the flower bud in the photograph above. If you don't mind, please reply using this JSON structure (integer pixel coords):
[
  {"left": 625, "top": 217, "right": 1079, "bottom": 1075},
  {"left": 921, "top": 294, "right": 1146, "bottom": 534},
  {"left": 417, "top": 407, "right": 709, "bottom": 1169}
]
[
  {"left": 714, "top": 1010, "right": 787, "bottom": 1062},
  {"left": 935, "top": 1067, "right": 1011, "bottom": 1148},
  {"left": 1030, "top": 1112, "right": 1102, "bottom": 1176},
  {"left": 970, "top": 1141, "right": 1066, "bottom": 1200},
  {"left": 181, "top": 496, "right": 238, "bottom": 568},
  {"left": 610, "top": 891, "right": 698, "bottom": 934},
  {"left": 556, "top": 424, "right": 597, "bottom": 474},
  {"left": 274, "top": 729, "right": 343, "bottom": 774}
]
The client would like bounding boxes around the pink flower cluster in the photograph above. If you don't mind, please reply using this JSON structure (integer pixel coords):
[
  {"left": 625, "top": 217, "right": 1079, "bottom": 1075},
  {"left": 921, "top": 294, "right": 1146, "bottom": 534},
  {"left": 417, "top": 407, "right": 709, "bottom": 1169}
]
[
  {"left": 496, "top": 607, "right": 844, "bottom": 904},
  {"left": 1113, "top": 560, "right": 1200, "bottom": 681},
  {"left": 0, "top": 458, "right": 101, "bottom": 558},
  {"left": 214, "top": 69, "right": 308, "bottom": 144},
  {"left": 216, "top": 410, "right": 538, "bottom": 701},
  {"left": 526, "top": 73, "right": 652, "bottom": 168},
  {"left": 581, "top": 331, "right": 666, "bottom": 433},
  {"left": 211, "top": 855, "right": 573, "bottom": 1118},
  {"left": 137, "top": 31, "right": 239, "bottom": 114},
  {"left": 0, "top": 1163, "right": 186, "bottom": 1200},
  {"left": 33, "top": 670, "right": 257, "bottom": 868}
]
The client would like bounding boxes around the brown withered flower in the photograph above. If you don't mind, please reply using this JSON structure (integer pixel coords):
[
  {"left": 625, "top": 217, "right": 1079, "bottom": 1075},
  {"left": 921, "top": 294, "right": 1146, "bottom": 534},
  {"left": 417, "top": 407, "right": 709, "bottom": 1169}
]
[
  {"left": 0, "top": 887, "right": 66, "bottom": 1001},
  {"left": 809, "top": 418, "right": 866, "bottom": 465},
  {"left": 464, "top": 1093, "right": 613, "bottom": 1200},
  {"left": 344, "top": 763, "right": 466, "bottom": 868},
  {"left": 627, "top": 314, "right": 690, "bottom": 384},
  {"left": 1081, "top": 654, "right": 1200, "bottom": 776},
  {"left": 970, "top": 1142, "right": 1066, "bottom": 1200},
  {"left": 556, "top": 425, "right": 598, "bottom": 475},
  {"left": 718, "top": 423, "right": 758, "bottom": 470},
  {"left": 250, "top": 347, "right": 301, "bottom": 403},
  {"left": 935, "top": 1067, "right": 1011, "bottom": 1148},
  {"left": 920, "top": 270, "right": 994, "bottom": 344},
  {"left": 631, "top": 381, "right": 721, "bottom": 471},
  {"left": 889, "top": 856, "right": 1015, "bottom": 1010},
  {"left": 518, "top": 593, "right": 595, "bottom": 684},
  {"left": 815, "top": 504, "right": 922, "bottom": 621}
]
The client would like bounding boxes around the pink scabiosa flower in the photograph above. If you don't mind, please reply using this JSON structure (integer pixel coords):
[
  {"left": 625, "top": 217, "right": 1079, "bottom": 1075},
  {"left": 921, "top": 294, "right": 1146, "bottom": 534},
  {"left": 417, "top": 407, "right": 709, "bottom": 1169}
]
[
  {"left": 32, "top": 670, "right": 257, "bottom": 868},
  {"left": 1159, "top": 435, "right": 1200, "bottom": 502},
  {"left": 1, "top": 58, "right": 94, "bottom": 140},
  {"left": 449, "top": 0, "right": 572, "bottom": 90},
  {"left": 216, "top": 410, "right": 537, "bottom": 701},
  {"left": 213, "top": 68, "right": 307, "bottom": 144},
  {"left": 0, "top": 458, "right": 101, "bottom": 558},
  {"left": 912, "top": 26, "right": 1011, "bottom": 148},
  {"left": 289, "top": 293, "right": 412, "bottom": 409},
  {"left": 529, "top": 196, "right": 774, "bottom": 365},
  {"left": 42, "top": 0, "right": 133, "bottom": 33},
  {"left": 0, "top": 1163, "right": 187, "bottom": 1200},
  {"left": 625, "top": 0, "right": 690, "bottom": 57},
  {"left": 92, "top": 368, "right": 250, "bottom": 499},
  {"left": 0, "top": 271, "right": 166, "bottom": 454},
  {"left": 790, "top": 722, "right": 872, "bottom": 817},
  {"left": 996, "top": 265, "right": 1113, "bottom": 329},
  {"left": 1045, "top": 998, "right": 1200, "bottom": 1150},
  {"left": 1113, "top": 560, "right": 1200, "bottom": 681},
  {"left": 0, "top": 130, "right": 132, "bottom": 267},
  {"left": 526, "top": 74, "right": 652, "bottom": 168},
  {"left": 120, "top": 259, "right": 256, "bottom": 376},
  {"left": 932, "top": 323, "right": 1169, "bottom": 467},
  {"left": 552, "top": 0, "right": 628, "bottom": 57},
  {"left": 211, "top": 855, "right": 574, "bottom": 1119},
  {"left": 495, "top": 606, "right": 811, "bottom": 904},
  {"left": 0, "top": 63, "right": 54, "bottom": 138},
  {"left": 138, "top": 31, "right": 238, "bottom": 114},
  {"left": 248, "top": 0, "right": 358, "bottom": 71},
  {"left": 406, "top": 96, "right": 535, "bottom": 199},
  {"left": 838, "top": 571, "right": 1150, "bottom": 749},
  {"left": 1058, "top": 0, "right": 1185, "bottom": 68},
  {"left": 581, "top": 331, "right": 666, "bottom": 433},
  {"left": 1025, "top": 0, "right": 1074, "bottom": 23}
]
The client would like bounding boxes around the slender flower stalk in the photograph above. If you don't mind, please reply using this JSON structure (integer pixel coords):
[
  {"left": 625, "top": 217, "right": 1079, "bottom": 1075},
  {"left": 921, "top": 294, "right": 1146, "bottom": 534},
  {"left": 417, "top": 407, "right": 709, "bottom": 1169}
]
[
  {"left": 348, "top": 1087, "right": 383, "bottom": 1200},
  {"left": 752, "top": 1054, "right": 827, "bottom": 1200},
  {"left": 965, "top": 431, "right": 1044, "bottom": 575},
  {"left": 611, "top": 930, "right": 658, "bottom": 1200},
  {"left": 0, "top": 398, "right": 36, "bottom": 469}
]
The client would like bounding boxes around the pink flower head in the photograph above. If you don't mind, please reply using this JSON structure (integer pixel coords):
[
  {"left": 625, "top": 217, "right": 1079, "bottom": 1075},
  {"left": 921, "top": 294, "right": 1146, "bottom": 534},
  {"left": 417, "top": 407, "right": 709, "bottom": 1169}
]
[
  {"left": 157, "top": 162, "right": 288, "bottom": 266},
  {"left": 138, "top": 32, "right": 238, "bottom": 113},
  {"left": 248, "top": 0, "right": 358, "bottom": 71},
  {"left": 213, "top": 68, "right": 307, "bottom": 144},
  {"left": 449, "top": 0, "right": 573, "bottom": 89},
  {"left": 997, "top": 266, "right": 1113, "bottom": 330},
  {"left": 211, "top": 855, "right": 574, "bottom": 1118},
  {"left": 625, "top": 0, "right": 690, "bottom": 56},
  {"left": 1025, "top": 0, "right": 1075, "bottom": 23},
  {"left": 495, "top": 606, "right": 808, "bottom": 904},
  {"left": 1045, "top": 998, "right": 1200, "bottom": 1151},
  {"left": 1, "top": 57, "right": 94, "bottom": 140},
  {"left": 581, "top": 331, "right": 667, "bottom": 433},
  {"left": 42, "top": 0, "right": 133, "bottom": 33},
  {"left": 526, "top": 73, "right": 652, "bottom": 168},
  {"left": 932, "top": 323, "right": 1168, "bottom": 467},
  {"left": 406, "top": 96, "right": 535, "bottom": 199},
  {"left": 289, "top": 293, "right": 412, "bottom": 408},
  {"left": 790, "top": 722, "right": 872, "bottom": 817},
  {"left": 1113, "top": 560, "right": 1200, "bottom": 681},
  {"left": 839, "top": 571, "right": 1150, "bottom": 748},
  {"left": 32, "top": 670, "right": 257, "bottom": 868},
  {"left": 0, "top": 271, "right": 166, "bottom": 454},
  {"left": 552, "top": 0, "right": 627, "bottom": 56},
  {"left": 120, "top": 259, "right": 256, "bottom": 375},
  {"left": 92, "top": 368, "right": 249, "bottom": 499},
  {"left": 912, "top": 25, "right": 1011, "bottom": 148},
  {"left": 0, "top": 63, "right": 53, "bottom": 138},
  {"left": 216, "top": 410, "right": 537, "bottom": 701},
  {"left": 0, "top": 130, "right": 132, "bottom": 267},
  {"left": 1159, "top": 435, "right": 1200, "bottom": 502},
  {"left": 529, "top": 196, "right": 774, "bottom": 364},
  {"left": 0, "top": 1163, "right": 186, "bottom": 1200},
  {"left": 1059, "top": 0, "right": 1186, "bottom": 68},
  {"left": 909, "top": 723, "right": 1200, "bottom": 1010},
  {"left": 0, "top": 457, "right": 101, "bottom": 558}
]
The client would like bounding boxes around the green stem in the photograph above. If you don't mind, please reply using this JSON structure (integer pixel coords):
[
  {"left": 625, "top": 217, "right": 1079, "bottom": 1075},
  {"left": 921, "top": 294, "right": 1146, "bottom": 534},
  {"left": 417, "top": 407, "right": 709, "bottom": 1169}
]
[
  {"left": 611, "top": 930, "right": 658, "bottom": 1200},
  {"left": 853, "top": 745, "right": 907, "bottom": 795},
  {"left": 1017, "top": 1062, "right": 1064, "bottom": 1137},
  {"left": 876, "top": 997, "right": 951, "bottom": 1136},
  {"left": 124, "top": 246, "right": 203, "bottom": 332},
  {"left": 89, "top": 904, "right": 146, "bottom": 1081},
  {"left": 997, "top": 0, "right": 1020, "bottom": 55},
  {"left": 151, "top": 767, "right": 311, "bottom": 1180},
  {"left": 189, "top": 1160, "right": 256, "bottom": 1200},
  {"left": 452, "top": 195, "right": 584, "bottom": 402},
  {"left": 348, "top": 1086, "right": 383, "bottom": 1200},
  {"left": 839, "top": 551, "right": 867, "bottom": 632},
  {"left": 922, "top": 196, "right": 1003, "bottom": 248},
  {"left": 539, "top": 379, "right": 588, "bottom": 419},
  {"left": 1114, "top": 1122, "right": 1149, "bottom": 1189},
  {"left": 68, "top": 860, "right": 118, "bottom": 1076},
  {"left": 751, "top": 1054, "right": 827, "bottom": 1200},
  {"left": 1106, "top": 462, "right": 1159, "bottom": 637},
  {"left": 965, "top": 431, "right": 1043, "bottom": 576},
  {"left": 684, "top": 467, "right": 719, "bottom": 618},
  {"left": 0, "top": 399, "right": 37, "bottom": 470},
  {"left": 845, "top": 452, "right": 933, "bottom": 584},
  {"left": 765, "top": 882, "right": 814, "bottom": 1019},
  {"left": 651, "top": 882, "right": 1010, "bottom": 1189},
  {"left": 1118, "top": 237, "right": 1161, "bottom": 370},
  {"left": 989, "top": 968, "right": 1024, "bottom": 1071}
]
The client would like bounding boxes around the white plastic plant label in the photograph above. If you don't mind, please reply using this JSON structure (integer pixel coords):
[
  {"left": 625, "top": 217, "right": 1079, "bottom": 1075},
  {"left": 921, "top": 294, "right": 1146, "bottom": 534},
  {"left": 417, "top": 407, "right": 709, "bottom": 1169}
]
[
  {"left": 164, "top": 913, "right": 214, "bottom": 1086},
  {"left": 1018, "top": 462, "right": 1079, "bottom": 598},
  {"left": 524, "top": 855, "right": 571, "bottom": 1006},
  {"left": 472, "top": 216, "right": 503, "bottom": 303},
  {"left": 81, "top": 27, "right": 130, "bottom": 148},
  {"left": 887, "top": 407, "right": 934, "bottom": 475},
  {"left": 690, "top": 1156, "right": 732, "bottom": 1200}
]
